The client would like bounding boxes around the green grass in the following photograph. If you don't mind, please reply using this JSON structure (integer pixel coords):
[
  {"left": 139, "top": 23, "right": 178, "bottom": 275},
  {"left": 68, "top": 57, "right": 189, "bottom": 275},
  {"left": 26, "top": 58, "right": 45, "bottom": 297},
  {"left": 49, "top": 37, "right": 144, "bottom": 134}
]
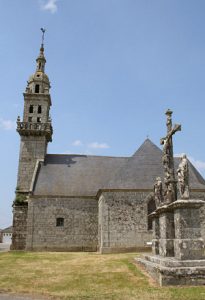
[{"left": 0, "top": 251, "right": 205, "bottom": 299}]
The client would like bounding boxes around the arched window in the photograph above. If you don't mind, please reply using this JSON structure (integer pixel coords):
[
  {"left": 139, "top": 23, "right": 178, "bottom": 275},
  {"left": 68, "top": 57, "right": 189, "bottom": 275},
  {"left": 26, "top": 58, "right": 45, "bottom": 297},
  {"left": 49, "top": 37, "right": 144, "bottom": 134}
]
[{"left": 147, "top": 197, "right": 156, "bottom": 230}]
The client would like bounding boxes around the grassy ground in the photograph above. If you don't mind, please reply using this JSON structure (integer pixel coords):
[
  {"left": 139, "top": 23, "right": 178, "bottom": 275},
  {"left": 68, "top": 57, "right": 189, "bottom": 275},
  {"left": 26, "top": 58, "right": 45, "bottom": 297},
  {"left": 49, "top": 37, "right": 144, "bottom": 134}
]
[{"left": 0, "top": 252, "right": 205, "bottom": 300}]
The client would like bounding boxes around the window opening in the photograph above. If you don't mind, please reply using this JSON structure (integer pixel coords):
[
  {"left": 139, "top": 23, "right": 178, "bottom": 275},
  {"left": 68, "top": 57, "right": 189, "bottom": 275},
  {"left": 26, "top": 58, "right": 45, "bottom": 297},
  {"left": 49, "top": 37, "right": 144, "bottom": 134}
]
[
  {"left": 56, "top": 218, "right": 64, "bottom": 227},
  {"left": 35, "top": 84, "right": 40, "bottom": 93},
  {"left": 38, "top": 105, "right": 42, "bottom": 114},
  {"left": 37, "top": 117, "right": 41, "bottom": 123},
  {"left": 29, "top": 105, "right": 34, "bottom": 113},
  {"left": 28, "top": 117, "right": 32, "bottom": 122}
]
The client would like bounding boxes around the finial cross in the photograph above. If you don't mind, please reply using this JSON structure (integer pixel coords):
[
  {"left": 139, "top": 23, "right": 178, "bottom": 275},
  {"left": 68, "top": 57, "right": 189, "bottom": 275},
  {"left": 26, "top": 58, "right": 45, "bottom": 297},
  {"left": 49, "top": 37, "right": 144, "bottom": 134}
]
[{"left": 40, "top": 28, "right": 46, "bottom": 45}]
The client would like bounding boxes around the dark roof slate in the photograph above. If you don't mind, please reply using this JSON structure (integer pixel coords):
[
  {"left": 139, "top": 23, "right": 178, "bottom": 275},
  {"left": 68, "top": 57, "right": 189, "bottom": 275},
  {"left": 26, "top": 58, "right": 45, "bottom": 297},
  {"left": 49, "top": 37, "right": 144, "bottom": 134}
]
[
  {"left": 34, "top": 154, "right": 127, "bottom": 196},
  {"left": 108, "top": 139, "right": 205, "bottom": 190},
  {"left": 33, "top": 139, "right": 205, "bottom": 197}
]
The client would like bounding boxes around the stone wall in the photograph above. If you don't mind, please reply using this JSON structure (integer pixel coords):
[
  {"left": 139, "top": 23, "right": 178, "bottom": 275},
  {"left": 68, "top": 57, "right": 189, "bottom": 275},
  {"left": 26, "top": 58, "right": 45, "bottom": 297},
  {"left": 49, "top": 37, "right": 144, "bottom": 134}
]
[
  {"left": 190, "top": 191, "right": 205, "bottom": 241},
  {"left": 11, "top": 204, "right": 28, "bottom": 250},
  {"left": 26, "top": 197, "right": 98, "bottom": 251},
  {"left": 98, "top": 190, "right": 205, "bottom": 253},
  {"left": 17, "top": 136, "right": 47, "bottom": 191},
  {"left": 98, "top": 191, "right": 153, "bottom": 253},
  {"left": 11, "top": 190, "right": 205, "bottom": 252}
]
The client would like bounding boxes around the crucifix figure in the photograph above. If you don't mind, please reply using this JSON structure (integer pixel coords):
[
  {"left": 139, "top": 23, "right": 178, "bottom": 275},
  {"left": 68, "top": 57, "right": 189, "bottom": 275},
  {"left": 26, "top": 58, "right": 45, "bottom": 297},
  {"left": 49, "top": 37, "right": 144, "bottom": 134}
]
[{"left": 160, "top": 109, "right": 181, "bottom": 204}]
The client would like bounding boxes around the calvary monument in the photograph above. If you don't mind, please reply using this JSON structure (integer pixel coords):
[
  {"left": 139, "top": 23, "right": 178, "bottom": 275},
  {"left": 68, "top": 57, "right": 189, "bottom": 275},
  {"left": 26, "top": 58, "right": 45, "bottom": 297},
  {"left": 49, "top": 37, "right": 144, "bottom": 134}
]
[{"left": 137, "top": 110, "right": 205, "bottom": 286}]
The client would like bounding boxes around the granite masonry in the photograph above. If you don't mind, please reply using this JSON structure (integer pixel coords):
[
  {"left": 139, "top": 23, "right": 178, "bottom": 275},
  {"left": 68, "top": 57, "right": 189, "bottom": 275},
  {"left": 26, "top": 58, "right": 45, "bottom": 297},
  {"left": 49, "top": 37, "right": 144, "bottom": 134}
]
[{"left": 11, "top": 35, "right": 205, "bottom": 253}]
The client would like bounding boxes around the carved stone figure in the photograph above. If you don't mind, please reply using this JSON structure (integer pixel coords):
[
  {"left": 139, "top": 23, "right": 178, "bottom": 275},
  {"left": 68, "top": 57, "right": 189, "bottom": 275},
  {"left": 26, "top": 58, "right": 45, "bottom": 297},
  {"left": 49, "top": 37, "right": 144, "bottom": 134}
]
[
  {"left": 154, "top": 177, "right": 164, "bottom": 207},
  {"left": 177, "top": 154, "right": 190, "bottom": 199},
  {"left": 160, "top": 110, "right": 181, "bottom": 204}
]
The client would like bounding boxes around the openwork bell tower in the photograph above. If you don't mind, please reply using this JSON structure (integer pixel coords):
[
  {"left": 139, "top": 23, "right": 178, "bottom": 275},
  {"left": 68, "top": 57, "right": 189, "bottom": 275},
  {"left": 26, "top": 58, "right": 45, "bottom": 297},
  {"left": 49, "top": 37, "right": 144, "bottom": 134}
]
[
  {"left": 12, "top": 29, "right": 53, "bottom": 250},
  {"left": 16, "top": 29, "right": 53, "bottom": 194}
]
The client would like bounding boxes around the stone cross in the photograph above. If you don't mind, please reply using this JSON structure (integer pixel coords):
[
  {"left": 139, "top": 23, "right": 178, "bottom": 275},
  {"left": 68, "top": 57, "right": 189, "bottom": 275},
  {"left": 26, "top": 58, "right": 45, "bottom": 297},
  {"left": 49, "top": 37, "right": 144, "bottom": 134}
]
[{"left": 160, "top": 109, "right": 181, "bottom": 204}]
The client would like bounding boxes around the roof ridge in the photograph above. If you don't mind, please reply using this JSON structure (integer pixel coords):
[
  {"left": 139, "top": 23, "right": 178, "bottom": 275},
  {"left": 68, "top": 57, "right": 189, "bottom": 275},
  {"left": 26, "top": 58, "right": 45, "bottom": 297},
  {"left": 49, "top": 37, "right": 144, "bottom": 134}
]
[
  {"left": 46, "top": 154, "right": 129, "bottom": 159},
  {"left": 132, "top": 138, "right": 162, "bottom": 157}
]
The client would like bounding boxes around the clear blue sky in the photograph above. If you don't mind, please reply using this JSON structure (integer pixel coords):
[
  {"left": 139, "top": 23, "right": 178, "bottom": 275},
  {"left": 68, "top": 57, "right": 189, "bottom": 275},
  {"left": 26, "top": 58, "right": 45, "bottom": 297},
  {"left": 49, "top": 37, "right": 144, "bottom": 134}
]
[{"left": 1, "top": 0, "right": 205, "bottom": 228}]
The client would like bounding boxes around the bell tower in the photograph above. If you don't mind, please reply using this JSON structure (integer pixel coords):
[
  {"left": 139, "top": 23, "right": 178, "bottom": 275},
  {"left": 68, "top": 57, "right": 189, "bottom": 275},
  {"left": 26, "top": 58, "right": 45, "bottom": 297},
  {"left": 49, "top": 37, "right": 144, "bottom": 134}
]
[
  {"left": 16, "top": 29, "right": 53, "bottom": 195},
  {"left": 12, "top": 29, "right": 53, "bottom": 250}
]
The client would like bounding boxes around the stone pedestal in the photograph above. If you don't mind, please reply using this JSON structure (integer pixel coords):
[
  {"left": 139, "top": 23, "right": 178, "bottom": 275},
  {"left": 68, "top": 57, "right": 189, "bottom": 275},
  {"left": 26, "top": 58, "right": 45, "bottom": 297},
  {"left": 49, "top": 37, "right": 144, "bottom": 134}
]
[
  {"left": 172, "top": 200, "right": 204, "bottom": 260},
  {"left": 159, "top": 211, "right": 175, "bottom": 257},
  {"left": 136, "top": 199, "right": 205, "bottom": 286},
  {"left": 152, "top": 216, "right": 159, "bottom": 255}
]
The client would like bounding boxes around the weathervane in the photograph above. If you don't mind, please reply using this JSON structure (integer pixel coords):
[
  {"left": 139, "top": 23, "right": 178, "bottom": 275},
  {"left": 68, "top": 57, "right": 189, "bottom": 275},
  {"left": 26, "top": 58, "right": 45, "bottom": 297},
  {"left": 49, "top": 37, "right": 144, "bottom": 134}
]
[{"left": 40, "top": 28, "right": 46, "bottom": 46}]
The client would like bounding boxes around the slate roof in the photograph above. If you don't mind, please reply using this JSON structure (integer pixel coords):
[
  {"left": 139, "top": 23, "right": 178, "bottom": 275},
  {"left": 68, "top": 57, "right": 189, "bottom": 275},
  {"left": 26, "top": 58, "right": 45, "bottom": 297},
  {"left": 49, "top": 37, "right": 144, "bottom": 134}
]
[
  {"left": 34, "top": 154, "right": 127, "bottom": 196},
  {"left": 108, "top": 139, "right": 205, "bottom": 190},
  {"left": 33, "top": 139, "right": 205, "bottom": 197}
]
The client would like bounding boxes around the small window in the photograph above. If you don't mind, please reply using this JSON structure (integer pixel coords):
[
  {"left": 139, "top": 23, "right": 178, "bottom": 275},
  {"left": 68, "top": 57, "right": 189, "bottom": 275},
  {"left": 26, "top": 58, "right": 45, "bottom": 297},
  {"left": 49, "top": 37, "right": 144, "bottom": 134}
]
[
  {"left": 35, "top": 84, "right": 40, "bottom": 93},
  {"left": 56, "top": 218, "right": 64, "bottom": 227},
  {"left": 28, "top": 117, "right": 32, "bottom": 122},
  {"left": 38, "top": 105, "right": 42, "bottom": 114},
  {"left": 29, "top": 105, "right": 34, "bottom": 113},
  {"left": 38, "top": 62, "right": 41, "bottom": 70},
  {"left": 37, "top": 117, "right": 41, "bottom": 123}
]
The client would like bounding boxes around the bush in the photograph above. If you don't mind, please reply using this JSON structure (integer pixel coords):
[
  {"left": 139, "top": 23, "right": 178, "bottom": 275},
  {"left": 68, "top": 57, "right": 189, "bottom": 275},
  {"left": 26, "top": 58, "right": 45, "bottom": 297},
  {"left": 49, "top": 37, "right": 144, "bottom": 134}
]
[{"left": 13, "top": 193, "right": 27, "bottom": 206}]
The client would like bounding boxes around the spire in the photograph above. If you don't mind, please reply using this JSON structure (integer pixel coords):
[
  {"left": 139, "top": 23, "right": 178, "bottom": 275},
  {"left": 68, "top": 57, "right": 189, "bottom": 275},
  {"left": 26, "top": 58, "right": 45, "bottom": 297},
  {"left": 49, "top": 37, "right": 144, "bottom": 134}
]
[
  {"left": 18, "top": 27, "right": 53, "bottom": 143},
  {"left": 25, "top": 28, "right": 50, "bottom": 95},
  {"left": 36, "top": 28, "right": 46, "bottom": 73}
]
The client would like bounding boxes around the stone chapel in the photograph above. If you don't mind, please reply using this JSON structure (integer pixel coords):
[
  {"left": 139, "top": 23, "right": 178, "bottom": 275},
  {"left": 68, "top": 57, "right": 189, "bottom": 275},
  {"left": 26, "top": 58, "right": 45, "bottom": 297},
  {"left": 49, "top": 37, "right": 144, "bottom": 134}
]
[{"left": 11, "top": 39, "right": 205, "bottom": 253}]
